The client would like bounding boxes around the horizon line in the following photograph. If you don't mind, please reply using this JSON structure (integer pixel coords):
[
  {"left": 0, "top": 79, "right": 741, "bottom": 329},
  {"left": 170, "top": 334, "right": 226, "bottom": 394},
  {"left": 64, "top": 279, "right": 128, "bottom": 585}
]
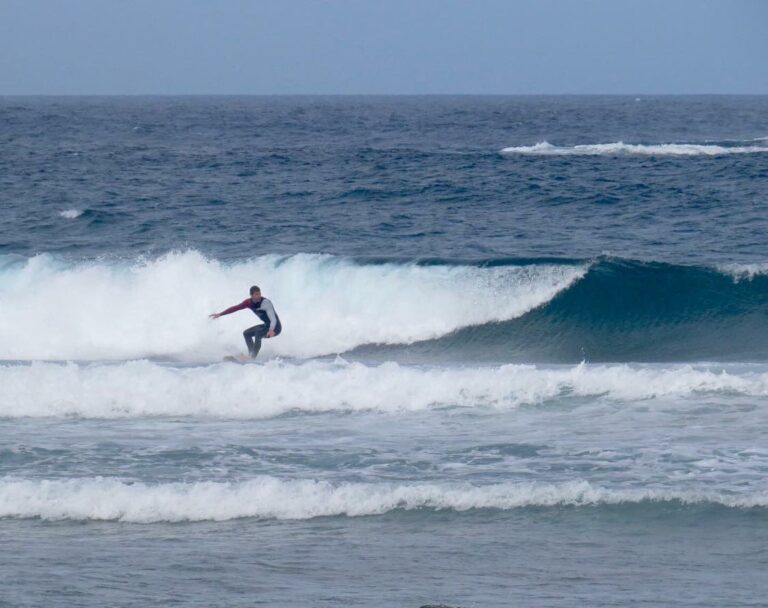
[{"left": 3, "top": 92, "right": 768, "bottom": 98}]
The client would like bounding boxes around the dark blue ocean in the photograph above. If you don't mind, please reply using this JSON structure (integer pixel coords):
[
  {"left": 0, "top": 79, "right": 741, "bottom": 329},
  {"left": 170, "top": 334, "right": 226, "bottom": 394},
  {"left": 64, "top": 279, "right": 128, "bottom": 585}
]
[{"left": 2, "top": 96, "right": 768, "bottom": 607}]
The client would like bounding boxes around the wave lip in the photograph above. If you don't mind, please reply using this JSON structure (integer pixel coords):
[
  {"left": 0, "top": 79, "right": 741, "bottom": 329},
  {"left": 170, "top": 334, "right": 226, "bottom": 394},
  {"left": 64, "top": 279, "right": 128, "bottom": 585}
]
[
  {"left": 500, "top": 141, "right": 768, "bottom": 156},
  {"left": 58, "top": 209, "right": 83, "bottom": 219},
  {"left": 2, "top": 359, "right": 768, "bottom": 419},
  {"left": 1, "top": 477, "right": 765, "bottom": 523},
  {"left": 716, "top": 262, "right": 768, "bottom": 282}
]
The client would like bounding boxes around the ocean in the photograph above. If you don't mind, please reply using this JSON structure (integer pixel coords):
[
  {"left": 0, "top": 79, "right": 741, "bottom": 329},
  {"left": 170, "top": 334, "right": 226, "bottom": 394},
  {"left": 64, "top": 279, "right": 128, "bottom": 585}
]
[{"left": 1, "top": 95, "right": 768, "bottom": 607}]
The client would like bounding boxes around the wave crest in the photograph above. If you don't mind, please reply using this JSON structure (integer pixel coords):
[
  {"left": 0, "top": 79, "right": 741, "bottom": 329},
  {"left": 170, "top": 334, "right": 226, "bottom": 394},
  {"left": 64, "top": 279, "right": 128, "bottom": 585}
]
[
  {"left": 1, "top": 477, "right": 765, "bottom": 523},
  {"left": 500, "top": 141, "right": 768, "bottom": 156},
  {"left": 1, "top": 359, "right": 767, "bottom": 419}
]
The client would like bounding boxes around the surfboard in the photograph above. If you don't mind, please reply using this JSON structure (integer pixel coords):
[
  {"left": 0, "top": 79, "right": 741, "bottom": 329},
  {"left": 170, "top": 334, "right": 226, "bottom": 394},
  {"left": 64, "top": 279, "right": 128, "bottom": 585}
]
[{"left": 223, "top": 354, "right": 251, "bottom": 363}]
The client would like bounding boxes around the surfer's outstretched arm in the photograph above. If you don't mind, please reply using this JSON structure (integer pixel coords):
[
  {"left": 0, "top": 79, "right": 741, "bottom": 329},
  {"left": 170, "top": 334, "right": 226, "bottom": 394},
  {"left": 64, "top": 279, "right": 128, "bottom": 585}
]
[{"left": 209, "top": 299, "right": 250, "bottom": 319}]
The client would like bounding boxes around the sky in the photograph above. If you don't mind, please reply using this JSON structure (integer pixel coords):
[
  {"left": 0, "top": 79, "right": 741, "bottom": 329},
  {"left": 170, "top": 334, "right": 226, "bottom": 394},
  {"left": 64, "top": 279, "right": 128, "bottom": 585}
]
[{"left": 0, "top": 0, "right": 766, "bottom": 95}]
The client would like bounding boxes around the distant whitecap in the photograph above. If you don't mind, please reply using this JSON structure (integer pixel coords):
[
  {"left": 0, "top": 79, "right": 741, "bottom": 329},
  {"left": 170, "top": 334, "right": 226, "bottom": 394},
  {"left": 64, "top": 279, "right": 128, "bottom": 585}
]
[
  {"left": 500, "top": 140, "right": 768, "bottom": 156},
  {"left": 59, "top": 208, "right": 83, "bottom": 219}
]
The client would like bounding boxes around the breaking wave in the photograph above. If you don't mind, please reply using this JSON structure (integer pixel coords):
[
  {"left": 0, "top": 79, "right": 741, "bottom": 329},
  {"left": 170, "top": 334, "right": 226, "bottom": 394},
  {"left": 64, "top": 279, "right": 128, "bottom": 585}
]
[
  {"left": 4, "top": 253, "right": 768, "bottom": 363},
  {"left": 500, "top": 141, "right": 768, "bottom": 156},
  {"left": 58, "top": 208, "right": 83, "bottom": 219},
  {"left": 0, "top": 251, "right": 584, "bottom": 361},
  {"left": 2, "top": 359, "right": 768, "bottom": 419},
  {"left": 355, "top": 258, "right": 768, "bottom": 363},
  {"left": 1, "top": 477, "right": 765, "bottom": 523}
]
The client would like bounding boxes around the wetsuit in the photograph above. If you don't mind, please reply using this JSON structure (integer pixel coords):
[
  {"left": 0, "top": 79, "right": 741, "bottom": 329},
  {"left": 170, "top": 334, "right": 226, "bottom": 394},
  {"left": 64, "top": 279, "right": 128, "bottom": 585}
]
[{"left": 217, "top": 297, "right": 282, "bottom": 358}]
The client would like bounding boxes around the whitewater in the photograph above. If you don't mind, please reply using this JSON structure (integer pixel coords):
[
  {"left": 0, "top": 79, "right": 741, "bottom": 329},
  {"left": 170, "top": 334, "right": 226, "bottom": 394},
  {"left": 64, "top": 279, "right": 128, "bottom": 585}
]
[
  {"left": 0, "top": 251, "right": 585, "bottom": 360},
  {"left": 3, "top": 358, "right": 768, "bottom": 418},
  {"left": 500, "top": 140, "right": 768, "bottom": 156},
  {"left": 4, "top": 477, "right": 768, "bottom": 523}
]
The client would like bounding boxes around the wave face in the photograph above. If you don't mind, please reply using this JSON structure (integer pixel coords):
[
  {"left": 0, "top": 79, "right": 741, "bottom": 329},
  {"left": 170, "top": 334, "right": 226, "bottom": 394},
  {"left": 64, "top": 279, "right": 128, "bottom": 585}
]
[
  {"left": 356, "top": 258, "right": 768, "bottom": 363},
  {"left": 2, "top": 477, "right": 765, "bottom": 523},
  {"left": 500, "top": 140, "right": 768, "bottom": 156},
  {"left": 0, "top": 251, "right": 584, "bottom": 361},
  {"left": 2, "top": 359, "right": 767, "bottom": 419}
]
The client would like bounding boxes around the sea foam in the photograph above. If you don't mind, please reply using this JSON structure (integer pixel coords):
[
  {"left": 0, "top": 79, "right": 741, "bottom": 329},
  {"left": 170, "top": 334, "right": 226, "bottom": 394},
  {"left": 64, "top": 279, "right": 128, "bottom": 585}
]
[
  {"left": 1, "top": 477, "right": 765, "bottom": 523},
  {"left": 500, "top": 141, "right": 768, "bottom": 156},
  {"left": 1, "top": 359, "right": 766, "bottom": 419},
  {"left": 716, "top": 262, "right": 768, "bottom": 282}
]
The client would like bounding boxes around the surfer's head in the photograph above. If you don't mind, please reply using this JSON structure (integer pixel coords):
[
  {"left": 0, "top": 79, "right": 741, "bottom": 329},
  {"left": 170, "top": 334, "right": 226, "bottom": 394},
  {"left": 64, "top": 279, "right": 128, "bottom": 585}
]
[{"left": 250, "top": 285, "right": 261, "bottom": 301}]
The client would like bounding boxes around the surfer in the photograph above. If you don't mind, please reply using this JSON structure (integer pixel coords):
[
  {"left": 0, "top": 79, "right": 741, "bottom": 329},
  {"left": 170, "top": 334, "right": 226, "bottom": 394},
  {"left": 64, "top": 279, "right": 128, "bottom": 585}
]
[{"left": 210, "top": 286, "right": 282, "bottom": 358}]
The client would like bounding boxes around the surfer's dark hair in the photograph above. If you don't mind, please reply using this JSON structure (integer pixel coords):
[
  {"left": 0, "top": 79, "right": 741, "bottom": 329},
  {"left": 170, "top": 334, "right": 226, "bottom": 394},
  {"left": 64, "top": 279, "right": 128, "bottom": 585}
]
[{"left": 250, "top": 285, "right": 261, "bottom": 295}]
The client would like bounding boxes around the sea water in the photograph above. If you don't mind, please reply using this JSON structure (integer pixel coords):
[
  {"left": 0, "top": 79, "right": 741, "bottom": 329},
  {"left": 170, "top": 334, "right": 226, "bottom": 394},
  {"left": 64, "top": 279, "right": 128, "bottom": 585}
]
[{"left": 2, "top": 96, "right": 768, "bottom": 607}]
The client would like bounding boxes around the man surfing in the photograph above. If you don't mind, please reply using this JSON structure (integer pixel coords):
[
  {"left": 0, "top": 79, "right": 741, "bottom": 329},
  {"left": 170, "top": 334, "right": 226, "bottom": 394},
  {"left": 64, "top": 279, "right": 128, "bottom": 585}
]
[{"left": 210, "top": 285, "right": 282, "bottom": 359}]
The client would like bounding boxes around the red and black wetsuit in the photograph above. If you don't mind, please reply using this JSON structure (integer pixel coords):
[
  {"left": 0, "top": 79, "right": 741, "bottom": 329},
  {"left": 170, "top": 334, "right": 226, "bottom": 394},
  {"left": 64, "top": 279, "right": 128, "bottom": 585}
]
[{"left": 217, "top": 297, "right": 282, "bottom": 358}]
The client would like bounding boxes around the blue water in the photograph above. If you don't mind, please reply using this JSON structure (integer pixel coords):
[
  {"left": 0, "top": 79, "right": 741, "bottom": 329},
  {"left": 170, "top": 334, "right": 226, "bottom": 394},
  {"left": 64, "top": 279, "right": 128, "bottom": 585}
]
[
  {"left": 2, "top": 96, "right": 768, "bottom": 607},
  {"left": 4, "top": 95, "right": 768, "bottom": 263}
]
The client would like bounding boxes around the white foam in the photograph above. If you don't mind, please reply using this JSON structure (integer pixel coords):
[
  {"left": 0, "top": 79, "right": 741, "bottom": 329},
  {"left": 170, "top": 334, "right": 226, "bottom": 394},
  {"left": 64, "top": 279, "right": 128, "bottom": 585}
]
[
  {"left": 1, "top": 360, "right": 767, "bottom": 419},
  {"left": 716, "top": 262, "right": 768, "bottom": 282},
  {"left": 500, "top": 141, "right": 768, "bottom": 156},
  {"left": 58, "top": 209, "right": 83, "bottom": 219},
  {"left": 0, "top": 251, "right": 585, "bottom": 360},
  {"left": 0, "top": 476, "right": 763, "bottom": 523}
]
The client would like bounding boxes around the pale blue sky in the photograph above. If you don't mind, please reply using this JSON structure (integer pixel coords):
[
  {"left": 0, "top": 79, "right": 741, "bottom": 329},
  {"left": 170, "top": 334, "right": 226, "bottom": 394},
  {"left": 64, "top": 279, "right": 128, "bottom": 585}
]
[{"left": 1, "top": 0, "right": 766, "bottom": 94}]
